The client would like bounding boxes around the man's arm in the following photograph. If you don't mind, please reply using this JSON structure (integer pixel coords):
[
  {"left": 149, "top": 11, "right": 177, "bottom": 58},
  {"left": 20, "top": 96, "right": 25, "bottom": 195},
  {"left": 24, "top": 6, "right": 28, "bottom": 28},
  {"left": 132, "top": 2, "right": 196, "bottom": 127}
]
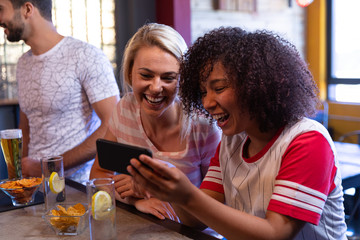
[
  {"left": 18, "top": 110, "right": 29, "bottom": 157},
  {"left": 22, "top": 95, "right": 119, "bottom": 177},
  {"left": 61, "top": 95, "right": 119, "bottom": 170},
  {"left": 20, "top": 110, "right": 42, "bottom": 177},
  {"left": 89, "top": 128, "right": 117, "bottom": 179}
]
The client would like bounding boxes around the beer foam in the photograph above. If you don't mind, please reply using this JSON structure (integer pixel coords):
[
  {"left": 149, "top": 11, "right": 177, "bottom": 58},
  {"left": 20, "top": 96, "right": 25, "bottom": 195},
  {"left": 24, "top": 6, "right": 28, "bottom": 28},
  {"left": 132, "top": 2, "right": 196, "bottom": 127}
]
[{"left": 0, "top": 129, "right": 22, "bottom": 139}]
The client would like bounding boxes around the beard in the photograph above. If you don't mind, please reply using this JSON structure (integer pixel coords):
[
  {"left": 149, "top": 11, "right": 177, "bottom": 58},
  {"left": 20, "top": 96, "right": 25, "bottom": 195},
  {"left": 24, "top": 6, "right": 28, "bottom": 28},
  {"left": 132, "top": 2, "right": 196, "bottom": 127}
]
[
  {"left": 5, "top": 25, "right": 24, "bottom": 42},
  {"left": 3, "top": 11, "right": 25, "bottom": 42}
]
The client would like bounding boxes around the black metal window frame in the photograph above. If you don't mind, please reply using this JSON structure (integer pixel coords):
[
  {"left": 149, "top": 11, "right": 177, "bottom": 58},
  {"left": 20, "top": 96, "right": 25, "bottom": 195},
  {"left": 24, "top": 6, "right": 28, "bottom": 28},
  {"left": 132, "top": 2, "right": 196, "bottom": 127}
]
[
  {"left": 0, "top": 0, "right": 117, "bottom": 100},
  {"left": 326, "top": 0, "right": 360, "bottom": 85}
]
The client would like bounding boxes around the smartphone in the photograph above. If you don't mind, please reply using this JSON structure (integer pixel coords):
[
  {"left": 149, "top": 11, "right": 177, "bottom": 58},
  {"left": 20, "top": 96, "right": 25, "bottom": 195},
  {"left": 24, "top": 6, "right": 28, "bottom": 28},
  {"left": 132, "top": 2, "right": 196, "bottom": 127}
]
[{"left": 96, "top": 139, "right": 153, "bottom": 175}]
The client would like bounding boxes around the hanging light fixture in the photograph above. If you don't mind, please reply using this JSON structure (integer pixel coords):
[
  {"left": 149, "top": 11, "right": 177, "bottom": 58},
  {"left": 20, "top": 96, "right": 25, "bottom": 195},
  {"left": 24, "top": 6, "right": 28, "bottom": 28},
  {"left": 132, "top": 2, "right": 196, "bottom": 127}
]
[{"left": 296, "top": 0, "right": 314, "bottom": 7}]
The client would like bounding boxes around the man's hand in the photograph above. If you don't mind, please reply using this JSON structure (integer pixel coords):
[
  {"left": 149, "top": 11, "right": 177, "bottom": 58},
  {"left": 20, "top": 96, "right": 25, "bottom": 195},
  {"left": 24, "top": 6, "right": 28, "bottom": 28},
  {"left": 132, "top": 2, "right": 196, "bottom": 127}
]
[{"left": 21, "top": 156, "right": 41, "bottom": 177}]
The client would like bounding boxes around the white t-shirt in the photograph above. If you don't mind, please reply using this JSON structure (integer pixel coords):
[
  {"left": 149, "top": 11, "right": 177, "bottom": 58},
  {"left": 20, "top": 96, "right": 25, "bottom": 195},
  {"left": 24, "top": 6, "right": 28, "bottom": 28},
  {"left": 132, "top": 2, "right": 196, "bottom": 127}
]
[{"left": 17, "top": 37, "right": 119, "bottom": 181}]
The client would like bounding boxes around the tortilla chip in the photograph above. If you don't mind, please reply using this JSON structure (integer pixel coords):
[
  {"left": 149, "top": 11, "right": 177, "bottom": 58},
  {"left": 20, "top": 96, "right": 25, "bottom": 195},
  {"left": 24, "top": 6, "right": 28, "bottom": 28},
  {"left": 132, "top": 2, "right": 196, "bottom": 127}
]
[
  {"left": 57, "top": 205, "right": 68, "bottom": 216},
  {"left": 67, "top": 203, "right": 86, "bottom": 216}
]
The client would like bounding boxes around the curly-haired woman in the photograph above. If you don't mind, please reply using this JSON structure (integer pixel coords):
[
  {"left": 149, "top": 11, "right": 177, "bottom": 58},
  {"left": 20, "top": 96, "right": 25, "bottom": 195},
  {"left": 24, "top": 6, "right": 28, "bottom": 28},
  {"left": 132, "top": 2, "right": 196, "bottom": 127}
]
[{"left": 128, "top": 27, "right": 347, "bottom": 239}]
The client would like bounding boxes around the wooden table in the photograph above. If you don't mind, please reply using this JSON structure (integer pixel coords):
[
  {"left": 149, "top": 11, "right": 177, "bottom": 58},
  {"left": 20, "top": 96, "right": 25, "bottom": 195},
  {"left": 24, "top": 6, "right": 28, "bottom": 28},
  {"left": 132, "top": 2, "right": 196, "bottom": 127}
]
[
  {"left": 0, "top": 179, "right": 220, "bottom": 240},
  {"left": 335, "top": 141, "right": 360, "bottom": 190}
]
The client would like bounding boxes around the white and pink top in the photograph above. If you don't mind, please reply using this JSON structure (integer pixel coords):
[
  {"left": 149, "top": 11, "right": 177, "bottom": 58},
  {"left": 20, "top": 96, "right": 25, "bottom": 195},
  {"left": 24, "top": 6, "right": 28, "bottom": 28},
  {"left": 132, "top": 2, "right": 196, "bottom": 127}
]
[{"left": 108, "top": 93, "right": 221, "bottom": 187}]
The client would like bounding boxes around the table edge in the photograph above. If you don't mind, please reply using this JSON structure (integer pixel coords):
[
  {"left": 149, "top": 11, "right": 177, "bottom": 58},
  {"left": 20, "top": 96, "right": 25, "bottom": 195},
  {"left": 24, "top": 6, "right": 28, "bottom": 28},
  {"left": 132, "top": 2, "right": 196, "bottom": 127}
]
[{"left": 65, "top": 178, "right": 220, "bottom": 240}]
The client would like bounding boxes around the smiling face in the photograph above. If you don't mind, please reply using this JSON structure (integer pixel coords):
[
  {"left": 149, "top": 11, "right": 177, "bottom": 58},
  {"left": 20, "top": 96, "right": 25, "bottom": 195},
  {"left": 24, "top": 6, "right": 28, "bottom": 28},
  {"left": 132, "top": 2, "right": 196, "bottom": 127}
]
[
  {"left": 131, "top": 46, "right": 180, "bottom": 119},
  {"left": 0, "top": 0, "right": 25, "bottom": 42},
  {"left": 201, "top": 62, "right": 252, "bottom": 136}
]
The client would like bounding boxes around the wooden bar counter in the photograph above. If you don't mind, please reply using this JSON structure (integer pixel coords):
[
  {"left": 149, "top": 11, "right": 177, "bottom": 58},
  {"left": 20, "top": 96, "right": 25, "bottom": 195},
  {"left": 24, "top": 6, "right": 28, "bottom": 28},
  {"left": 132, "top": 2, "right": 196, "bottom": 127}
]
[{"left": 0, "top": 179, "right": 219, "bottom": 240}]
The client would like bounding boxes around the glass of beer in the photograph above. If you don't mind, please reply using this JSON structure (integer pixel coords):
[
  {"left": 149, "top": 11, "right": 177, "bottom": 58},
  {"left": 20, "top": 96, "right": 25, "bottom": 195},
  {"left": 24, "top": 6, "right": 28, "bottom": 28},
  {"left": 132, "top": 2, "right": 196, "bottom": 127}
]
[{"left": 0, "top": 129, "right": 23, "bottom": 179}]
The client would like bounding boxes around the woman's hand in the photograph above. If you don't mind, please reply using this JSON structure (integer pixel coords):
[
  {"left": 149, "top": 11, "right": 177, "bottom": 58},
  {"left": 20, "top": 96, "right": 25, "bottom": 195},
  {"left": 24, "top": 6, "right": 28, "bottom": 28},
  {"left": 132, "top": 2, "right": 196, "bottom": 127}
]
[
  {"left": 128, "top": 154, "right": 197, "bottom": 205},
  {"left": 134, "top": 198, "right": 180, "bottom": 222},
  {"left": 112, "top": 171, "right": 179, "bottom": 222},
  {"left": 112, "top": 174, "right": 144, "bottom": 199}
]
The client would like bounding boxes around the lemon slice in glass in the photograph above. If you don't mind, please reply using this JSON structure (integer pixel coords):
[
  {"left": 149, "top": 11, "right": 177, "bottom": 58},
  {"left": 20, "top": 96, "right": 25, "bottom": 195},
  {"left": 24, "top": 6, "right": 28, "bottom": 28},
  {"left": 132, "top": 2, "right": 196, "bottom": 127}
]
[
  {"left": 49, "top": 171, "right": 65, "bottom": 194},
  {"left": 92, "top": 190, "right": 112, "bottom": 220}
]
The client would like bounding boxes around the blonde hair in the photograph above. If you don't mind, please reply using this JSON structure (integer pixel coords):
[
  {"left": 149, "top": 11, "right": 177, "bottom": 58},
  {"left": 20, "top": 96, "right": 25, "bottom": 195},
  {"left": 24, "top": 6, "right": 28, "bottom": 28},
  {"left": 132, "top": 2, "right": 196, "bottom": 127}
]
[
  {"left": 121, "top": 23, "right": 188, "bottom": 92},
  {"left": 121, "top": 23, "right": 190, "bottom": 140}
]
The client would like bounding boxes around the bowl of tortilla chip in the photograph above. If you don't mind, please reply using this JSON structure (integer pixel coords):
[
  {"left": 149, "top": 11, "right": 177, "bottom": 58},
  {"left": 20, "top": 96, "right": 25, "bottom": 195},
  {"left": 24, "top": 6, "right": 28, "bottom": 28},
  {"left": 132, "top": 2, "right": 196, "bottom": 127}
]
[
  {"left": 0, "top": 177, "right": 42, "bottom": 207},
  {"left": 43, "top": 203, "right": 88, "bottom": 235}
]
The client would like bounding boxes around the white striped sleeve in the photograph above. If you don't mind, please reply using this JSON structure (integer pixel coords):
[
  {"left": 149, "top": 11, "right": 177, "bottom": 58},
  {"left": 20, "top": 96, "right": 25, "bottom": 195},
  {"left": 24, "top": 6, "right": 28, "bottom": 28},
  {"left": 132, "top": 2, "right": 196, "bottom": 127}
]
[
  {"left": 202, "top": 165, "right": 223, "bottom": 185},
  {"left": 269, "top": 179, "right": 327, "bottom": 224}
]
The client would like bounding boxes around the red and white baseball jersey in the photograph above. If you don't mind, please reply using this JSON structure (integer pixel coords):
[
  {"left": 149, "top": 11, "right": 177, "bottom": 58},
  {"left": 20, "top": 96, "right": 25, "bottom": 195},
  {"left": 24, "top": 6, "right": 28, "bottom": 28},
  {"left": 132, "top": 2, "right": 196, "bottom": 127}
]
[{"left": 200, "top": 118, "right": 347, "bottom": 240}]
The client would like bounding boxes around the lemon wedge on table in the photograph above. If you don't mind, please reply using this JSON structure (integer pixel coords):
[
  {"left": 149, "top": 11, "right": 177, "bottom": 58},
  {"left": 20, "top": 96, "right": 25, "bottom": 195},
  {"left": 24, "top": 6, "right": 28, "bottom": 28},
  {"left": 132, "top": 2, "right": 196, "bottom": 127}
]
[
  {"left": 92, "top": 190, "right": 112, "bottom": 220},
  {"left": 49, "top": 171, "right": 65, "bottom": 194}
]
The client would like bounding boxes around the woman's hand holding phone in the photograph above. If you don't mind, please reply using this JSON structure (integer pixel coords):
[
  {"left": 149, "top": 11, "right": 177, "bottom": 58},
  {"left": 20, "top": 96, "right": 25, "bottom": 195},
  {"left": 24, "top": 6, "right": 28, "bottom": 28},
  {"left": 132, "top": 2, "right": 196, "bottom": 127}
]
[{"left": 128, "top": 154, "right": 196, "bottom": 205}]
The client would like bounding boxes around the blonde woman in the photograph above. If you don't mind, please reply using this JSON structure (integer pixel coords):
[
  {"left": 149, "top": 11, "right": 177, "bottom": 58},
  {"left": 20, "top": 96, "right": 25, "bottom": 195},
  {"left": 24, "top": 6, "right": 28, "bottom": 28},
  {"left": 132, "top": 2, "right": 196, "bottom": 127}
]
[{"left": 90, "top": 23, "right": 221, "bottom": 220}]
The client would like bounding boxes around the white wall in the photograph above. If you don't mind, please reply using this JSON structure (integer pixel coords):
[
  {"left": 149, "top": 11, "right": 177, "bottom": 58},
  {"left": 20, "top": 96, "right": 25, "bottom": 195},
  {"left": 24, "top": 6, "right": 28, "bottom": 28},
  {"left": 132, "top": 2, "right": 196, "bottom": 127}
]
[{"left": 191, "top": 0, "right": 305, "bottom": 56}]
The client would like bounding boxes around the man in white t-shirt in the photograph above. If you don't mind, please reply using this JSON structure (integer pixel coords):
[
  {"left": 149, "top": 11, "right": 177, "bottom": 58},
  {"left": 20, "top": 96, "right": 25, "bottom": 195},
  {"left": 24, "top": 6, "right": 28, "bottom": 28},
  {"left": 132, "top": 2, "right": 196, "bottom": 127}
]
[{"left": 0, "top": 0, "right": 120, "bottom": 182}]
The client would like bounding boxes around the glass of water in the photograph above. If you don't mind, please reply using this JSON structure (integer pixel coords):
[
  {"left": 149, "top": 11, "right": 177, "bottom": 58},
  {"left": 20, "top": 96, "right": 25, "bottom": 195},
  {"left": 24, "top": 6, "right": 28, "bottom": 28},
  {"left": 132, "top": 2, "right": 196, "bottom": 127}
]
[
  {"left": 41, "top": 156, "right": 66, "bottom": 212},
  {"left": 86, "top": 178, "right": 116, "bottom": 240}
]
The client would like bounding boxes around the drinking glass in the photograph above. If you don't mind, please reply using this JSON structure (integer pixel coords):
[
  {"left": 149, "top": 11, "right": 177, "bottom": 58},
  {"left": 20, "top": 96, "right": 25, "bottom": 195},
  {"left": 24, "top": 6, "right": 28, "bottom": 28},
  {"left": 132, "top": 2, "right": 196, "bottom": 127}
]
[
  {"left": 86, "top": 178, "right": 116, "bottom": 240},
  {"left": 41, "top": 156, "right": 66, "bottom": 211},
  {"left": 0, "top": 129, "right": 23, "bottom": 179}
]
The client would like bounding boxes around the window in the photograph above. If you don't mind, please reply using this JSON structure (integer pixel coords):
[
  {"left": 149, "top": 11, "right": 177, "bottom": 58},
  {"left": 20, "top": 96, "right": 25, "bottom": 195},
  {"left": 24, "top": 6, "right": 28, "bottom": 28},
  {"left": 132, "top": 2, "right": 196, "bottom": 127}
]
[
  {"left": 327, "top": 0, "right": 360, "bottom": 103},
  {"left": 0, "top": 0, "right": 116, "bottom": 100}
]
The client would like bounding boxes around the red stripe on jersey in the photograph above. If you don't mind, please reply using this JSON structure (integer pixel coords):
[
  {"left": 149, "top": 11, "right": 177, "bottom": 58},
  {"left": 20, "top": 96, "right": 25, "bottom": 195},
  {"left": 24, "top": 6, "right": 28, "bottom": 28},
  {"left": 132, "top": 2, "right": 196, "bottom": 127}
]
[
  {"left": 200, "top": 180, "right": 224, "bottom": 194},
  {"left": 204, "top": 175, "right": 223, "bottom": 181},
  {"left": 268, "top": 199, "right": 321, "bottom": 225},
  {"left": 200, "top": 142, "right": 224, "bottom": 193},
  {"left": 207, "top": 168, "right": 221, "bottom": 174}
]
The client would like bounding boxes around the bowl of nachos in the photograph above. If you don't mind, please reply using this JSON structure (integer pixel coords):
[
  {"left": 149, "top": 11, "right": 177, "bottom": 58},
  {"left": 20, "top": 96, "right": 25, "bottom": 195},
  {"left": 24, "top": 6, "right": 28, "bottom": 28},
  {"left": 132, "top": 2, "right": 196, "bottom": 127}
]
[
  {"left": 0, "top": 177, "right": 42, "bottom": 207},
  {"left": 43, "top": 203, "right": 88, "bottom": 235}
]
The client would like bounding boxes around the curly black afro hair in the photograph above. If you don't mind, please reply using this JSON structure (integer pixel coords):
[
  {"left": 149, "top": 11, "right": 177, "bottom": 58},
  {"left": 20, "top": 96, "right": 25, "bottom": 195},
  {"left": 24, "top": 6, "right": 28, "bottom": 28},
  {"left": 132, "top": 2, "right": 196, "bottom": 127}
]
[{"left": 179, "top": 27, "right": 320, "bottom": 132}]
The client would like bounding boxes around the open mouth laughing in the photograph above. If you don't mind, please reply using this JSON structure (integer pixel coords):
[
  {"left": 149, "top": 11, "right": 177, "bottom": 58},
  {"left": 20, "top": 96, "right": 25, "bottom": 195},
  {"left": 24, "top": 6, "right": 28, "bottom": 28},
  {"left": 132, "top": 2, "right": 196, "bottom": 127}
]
[
  {"left": 144, "top": 94, "right": 165, "bottom": 105},
  {"left": 212, "top": 113, "right": 229, "bottom": 124}
]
